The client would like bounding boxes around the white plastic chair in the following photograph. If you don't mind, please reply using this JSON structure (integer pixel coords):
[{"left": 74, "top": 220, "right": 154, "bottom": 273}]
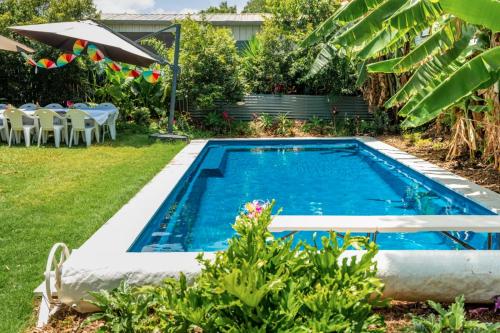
[
  {"left": 66, "top": 109, "right": 99, "bottom": 147},
  {"left": 44, "top": 103, "right": 64, "bottom": 110},
  {"left": 102, "top": 110, "right": 119, "bottom": 141},
  {"left": 0, "top": 104, "right": 10, "bottom": 141},
  {"left": 4, "top": 108, "right": 39, "bottom": 147},
  {"left": 34, "top": 109, "right": 67, "bottom": 148},
  {"left": 98, "top": 103, "right": 118, "bottom": 141},
  {"left": 19, "top": 103, "right": 38, "bottom": 111},
  {"left": 0, "top": 117, "right": 7, "bottom": 142}
]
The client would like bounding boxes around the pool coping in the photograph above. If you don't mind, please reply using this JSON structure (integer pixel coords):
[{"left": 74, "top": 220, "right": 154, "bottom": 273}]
[{"left": 59, "top": 137, "right": 500, "bottom": 309}]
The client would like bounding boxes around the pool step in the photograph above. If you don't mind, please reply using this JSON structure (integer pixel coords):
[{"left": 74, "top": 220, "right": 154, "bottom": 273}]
[{"left": 200, "top": 146, "right": 227, "bottom": 177}]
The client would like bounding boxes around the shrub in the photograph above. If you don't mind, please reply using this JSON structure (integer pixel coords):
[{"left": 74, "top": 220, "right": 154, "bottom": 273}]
[
  {"left": 174, "top": 19, "right": 245, "bottom": 110},
  {"left": 408, "top": 296, "right": 500, "bottom": 333},
  {"left": 274, "top": 113, "right": 294, "bottom": 136},
  {"left": 86, "top": 201, "right": 386, "bottom": 332},
  {"left": 130, "top": 107, "right": 151, "bottom": 126},
  {"left": 303, "top": 116, "right": 326, "bottom": 135}
]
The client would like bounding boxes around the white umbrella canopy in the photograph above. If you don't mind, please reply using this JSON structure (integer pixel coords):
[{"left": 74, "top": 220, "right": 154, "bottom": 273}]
[
  {"left": 10, "top": 20, "right": 164, "bottom": 67},
  {"left": 0, "top": 35, "right": 34, "bottom": 53}
]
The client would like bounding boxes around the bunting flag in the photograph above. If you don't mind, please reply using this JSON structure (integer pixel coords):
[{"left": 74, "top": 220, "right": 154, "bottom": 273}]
[
  {"left": 73, "top": 39, "right": 87, "bottom": 55},
  {"left": 142, "top": 70, "right": 161, "bottom": 84},
  {"left": 105, "top": 58, "right": 122, "bottom": 72},
  {"left": 36, "top": 58, "right": 57, "bottom": 69},
  {"left": 56, "top": 53, "right": 77, "bottom": 67},
  {"left": 19, "top": 39, "right": 162, "bottom": 84},
  {"left": 123, "top": 67, "right": 142, "bottom": 78},
  {"left": 87, "top": 44, "right": 105, "bottom": 62},
  {"left": 21, "top": 52, "right": 37, "bottom": 67}
]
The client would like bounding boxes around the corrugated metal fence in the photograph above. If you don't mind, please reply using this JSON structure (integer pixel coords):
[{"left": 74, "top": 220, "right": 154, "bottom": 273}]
[{"left": 189, "top": 94, "right": 371, "bottom": 121}]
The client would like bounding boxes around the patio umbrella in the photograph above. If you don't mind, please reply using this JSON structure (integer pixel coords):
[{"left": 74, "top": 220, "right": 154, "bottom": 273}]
[
  {"left": 10, "top": 20, "right": 164, "bottom": 67},
  {"left": 0, "top": 35, "right": 34, "bottom": 53}
]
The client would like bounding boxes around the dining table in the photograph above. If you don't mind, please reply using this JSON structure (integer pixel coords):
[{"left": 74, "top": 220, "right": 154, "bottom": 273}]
[{"left": 0, "top": 106, "right": 118, "bottom": 126}]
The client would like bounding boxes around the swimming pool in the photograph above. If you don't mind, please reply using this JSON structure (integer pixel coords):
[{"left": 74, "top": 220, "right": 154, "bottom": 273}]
[
  {"left": 130, "top": 139, "right": 496, "bottom": 252},
  {"left": 60, "top": 138, "right": 500, "bottom": 309}
]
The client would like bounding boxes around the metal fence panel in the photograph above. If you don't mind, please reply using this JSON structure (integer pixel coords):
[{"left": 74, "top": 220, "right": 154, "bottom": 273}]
[{"left": 189, "top": 94, "right": 371, "bottom": 121}]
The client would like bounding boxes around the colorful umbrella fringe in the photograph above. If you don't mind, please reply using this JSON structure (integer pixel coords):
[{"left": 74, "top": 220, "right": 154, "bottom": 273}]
[{"left": 20, "top": 39, "right": 161, "bottom": 84}]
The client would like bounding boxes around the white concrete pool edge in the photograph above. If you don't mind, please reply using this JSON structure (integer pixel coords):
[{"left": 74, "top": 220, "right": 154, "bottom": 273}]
[{"left": 59, "top": 137, "right": 500, "bottom": 311}]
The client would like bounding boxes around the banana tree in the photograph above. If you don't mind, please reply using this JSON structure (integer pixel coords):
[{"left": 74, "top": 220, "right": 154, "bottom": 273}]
[{"left": 303, "top": 0, "right": 500, "bottom": 128}]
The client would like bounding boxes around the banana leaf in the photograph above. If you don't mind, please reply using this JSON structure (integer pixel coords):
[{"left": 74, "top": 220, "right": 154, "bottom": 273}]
[
  {"left": 302, "top": 16, "right": 339, "bottom": 47},
  {"left": 386, "top": 26, "right": 475, "bottom": 108},
  {"left": 367, "top": 57, "right": 403, "bottom": 73},
  {"left": 388, "top": 0, "right": 443, "bottom": 30},
  {"left": 334, "top": 0, "right": 408, "bottom": 49},
  {"left": 308, "top": 43, "right": 337, "bottom": 77},
  {"left": 392, "top": 18, "right": 457, "bottom": 73},
  {"left": 437, "top": 0, "right": 500, "bottom": 32},
  {"left": 356, "top": 28, "right": 401, "bottom": 59},
  {"left": 332, "top": 0, "right": 388, "bottom": 23},
  {"left": 402, "top": 46, "right": 500, "bottom": 128},
  {"left": 302, "top": 0, "right": 387, "bottom": 47},
  {"left": 356, "top": 61, "right": 368, "bottom": 87}
]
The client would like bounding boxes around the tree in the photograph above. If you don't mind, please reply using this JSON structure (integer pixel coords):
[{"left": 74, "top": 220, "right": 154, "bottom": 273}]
[
  {"left": 242, "top": 0, "right": 271, "bottom": 13},
  {"left": 200, "top": 1, "right": 237, "bottom": 14}
]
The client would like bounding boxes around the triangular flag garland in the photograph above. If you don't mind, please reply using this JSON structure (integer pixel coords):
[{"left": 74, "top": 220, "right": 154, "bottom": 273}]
[
  {"left": 20, "top": 39, "right": 162, "bottom": 84},
  {"left": 56, "top": 53, "right": 76, "bottom": 67}
]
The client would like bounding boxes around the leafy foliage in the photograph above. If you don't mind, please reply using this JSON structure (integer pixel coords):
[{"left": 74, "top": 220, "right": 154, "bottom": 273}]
[
  {"left": 200, "top": 1, "right": 237, "bottom": 14},
  {"left": 174, "top": 19, "right": 245, "bottom": 110},
  {"left": 408, "top": 296, "right": 500, "bottom": 332},
  {"left": 242, "top": 0, "right": 271, "bottom": 13},
  {"left": 241, "top": 0, "right": 358, "bottom": 95},
  {"left": 86, "top": 201, "right": 386, "bottom": 332}
]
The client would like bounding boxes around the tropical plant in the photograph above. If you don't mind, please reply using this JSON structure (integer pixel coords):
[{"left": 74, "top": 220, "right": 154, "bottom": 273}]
[
  {"left": 303, "top": 115, "right": 327, "bottom": 134},
  {"left": 256, "top": 113, "right": 275, "bottom": 133},
  {"left": 408, "top": 295, "right": 500, "bottom": 332},
  {"left": 303, "top": 0, "right": 500, "bottom": 169},
  {"left": 86, "top": 201, "right": 386, "bottom": 332},
  {"left": 275, "top": 113, "right": 294, "bottom": 136}
]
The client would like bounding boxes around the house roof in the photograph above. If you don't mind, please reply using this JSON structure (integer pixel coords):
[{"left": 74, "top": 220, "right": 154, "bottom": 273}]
[{"left": 100, "top": 13, "right": 268, "bottom": 25}]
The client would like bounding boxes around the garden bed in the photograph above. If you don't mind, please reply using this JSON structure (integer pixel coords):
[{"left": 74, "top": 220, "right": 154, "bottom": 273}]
[{"left": 378, "top": 135, "right": 500, "bottom": 194}]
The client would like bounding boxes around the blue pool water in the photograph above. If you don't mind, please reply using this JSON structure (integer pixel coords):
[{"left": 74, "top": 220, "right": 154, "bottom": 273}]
[{"left": 130, "top": 140, "right": 497, "bottom": 252}]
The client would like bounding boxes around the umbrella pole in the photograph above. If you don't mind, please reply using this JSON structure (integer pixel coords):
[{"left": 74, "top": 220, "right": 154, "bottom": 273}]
[{"left": 168, "top": 24, "right": 181, "bottom": 134}]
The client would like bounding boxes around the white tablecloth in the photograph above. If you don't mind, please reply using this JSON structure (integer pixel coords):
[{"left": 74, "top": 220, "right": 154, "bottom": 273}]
[{"left": 0, "top": 107, "right": 118, "bottom": 126}]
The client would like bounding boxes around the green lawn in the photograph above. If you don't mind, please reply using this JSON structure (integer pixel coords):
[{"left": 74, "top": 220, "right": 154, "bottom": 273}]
[{"left": 0, "top": 132, "right": 185, "bottom": 332}]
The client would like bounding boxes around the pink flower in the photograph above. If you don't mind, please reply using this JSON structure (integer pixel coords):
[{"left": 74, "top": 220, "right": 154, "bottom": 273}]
[
  {"left": 66, "top": 100, "right": 74, "bottom": 108},
  {"left": 222, "top": 111, "right": 231, "bottom": 121}
]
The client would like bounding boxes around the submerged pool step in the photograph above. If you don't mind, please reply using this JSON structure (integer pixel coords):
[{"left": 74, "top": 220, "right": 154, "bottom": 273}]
[{"left": 200, "top": 146, "right": 227, "bottom": 177}]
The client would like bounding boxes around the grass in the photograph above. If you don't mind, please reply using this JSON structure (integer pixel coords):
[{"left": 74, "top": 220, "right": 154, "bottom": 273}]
[{"left": 0, "top": 130, "right": 185, "bottom": 333}]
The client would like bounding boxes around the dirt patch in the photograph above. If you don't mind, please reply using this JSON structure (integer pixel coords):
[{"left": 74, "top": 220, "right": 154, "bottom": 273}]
[
  {"left": 377, "top": 301, "right": 500, "bottom": 332},
  {"left": 28, "top": 305, "right": 102, "bottom": 333},
  {"left": 30, "top": 301, "right": 499, "bottom": 333},
  {"left": 378, "top": 135, "right": 500, "bottom": 194}
]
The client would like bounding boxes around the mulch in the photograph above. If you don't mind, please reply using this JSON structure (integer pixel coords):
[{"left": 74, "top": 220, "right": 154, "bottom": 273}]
[{"left": 378, "top": 135, "right": 500, "bottom": 194}]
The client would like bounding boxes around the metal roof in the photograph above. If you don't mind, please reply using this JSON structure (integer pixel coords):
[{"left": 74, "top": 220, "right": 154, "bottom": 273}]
[{"left": 101, "top": 13, "right": 268, "bottom": 25}]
